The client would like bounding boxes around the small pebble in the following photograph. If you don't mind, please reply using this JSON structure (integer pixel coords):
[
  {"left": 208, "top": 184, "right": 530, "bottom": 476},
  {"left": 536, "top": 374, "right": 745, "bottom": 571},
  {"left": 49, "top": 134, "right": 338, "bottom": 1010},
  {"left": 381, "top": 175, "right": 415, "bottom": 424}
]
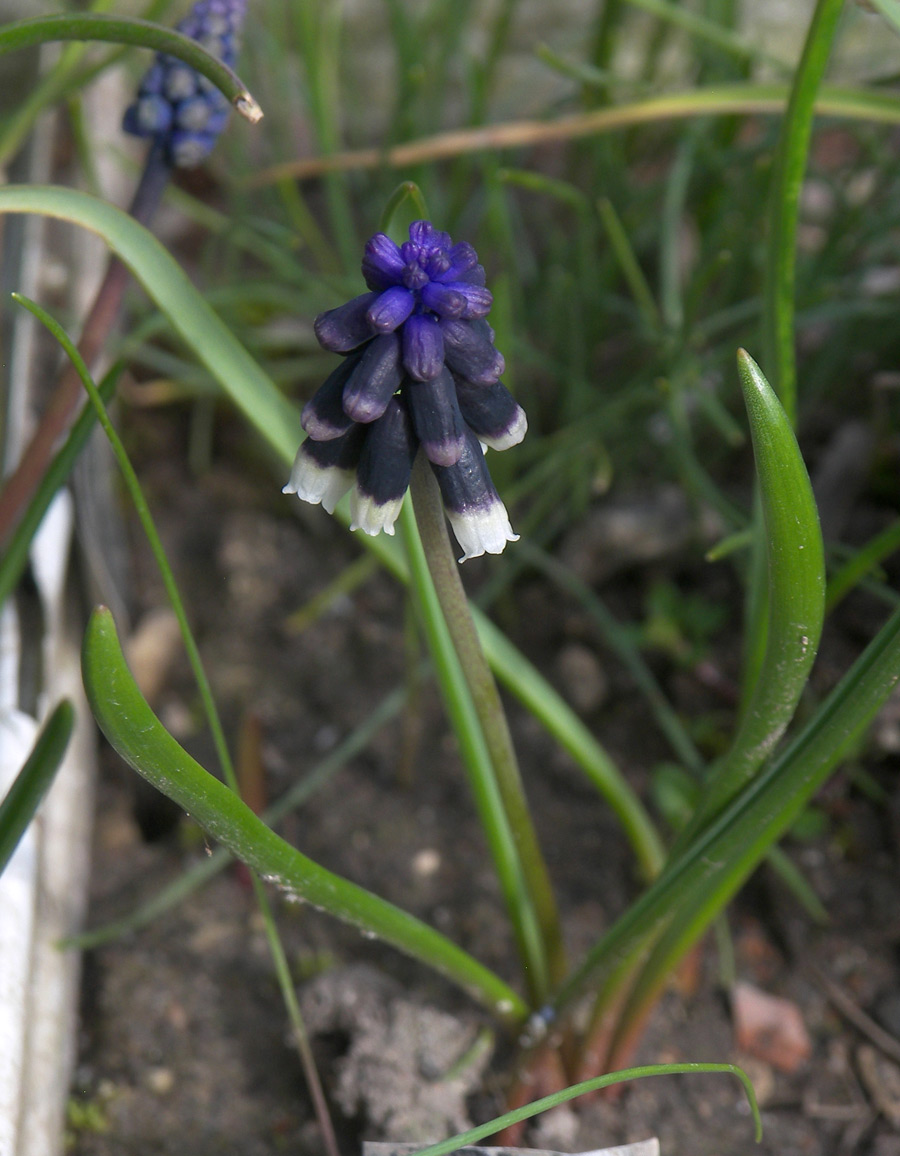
[
  {"left": 145, "top": 1067, "right": 175, "bottom": 1095},
  {"left": 411, "top": 848, "right": 441, "bottom": 878}
]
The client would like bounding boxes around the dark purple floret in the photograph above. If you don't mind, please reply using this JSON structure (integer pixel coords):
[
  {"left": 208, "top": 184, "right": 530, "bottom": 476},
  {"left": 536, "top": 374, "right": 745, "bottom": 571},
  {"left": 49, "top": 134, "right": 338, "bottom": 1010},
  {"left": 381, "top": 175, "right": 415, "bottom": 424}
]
[
  {"left": 301, "top": 356, "right": 360, "bottom": 441},
  {"left": 454, "top": 378, "right": 528, "bottom": 451},
  {"left": 286, "top": 219, "right": 525, "bottom": 558},
  {"left": 314, "top": 292, "right": 379, "bottom": 353},
  {"left": 402, "top": 313, "right": 445, "bottom": 381},
  {"left": 122, "top": 0, "right": 247, "bottom": 168},
  {"left": 342, "top": 334, "right": 404, "bottom": 423},
  {"left": 440, "top": 317, "right": 505, "bottom": 384},
  {"left": 352, "top": 398, "right": 419, "bottom": 535},
  {"left": 406, "top": 368, "right": 466, "bottom": 467}
]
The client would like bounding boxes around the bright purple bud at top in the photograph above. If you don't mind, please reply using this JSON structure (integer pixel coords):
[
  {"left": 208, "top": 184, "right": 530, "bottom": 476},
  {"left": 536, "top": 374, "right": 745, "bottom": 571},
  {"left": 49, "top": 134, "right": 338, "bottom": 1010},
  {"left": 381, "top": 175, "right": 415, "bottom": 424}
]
[
  {"left": 122, "top": 0, "right": 247, "bottom": 168},
  {"left": 424, "top": 249, "right": 451, "bottom": 278},
  {"left": 409, "top": 221, "right": 437, "bottom": 247},
  {"left": 440, "top": 243, "right": 479, "bottom": 280},
  {"left": 362, "top": 233, "right": 406, "bottom": 290},
  {"left": 402, "top": 263, "right": 430, "bottom": 291}
]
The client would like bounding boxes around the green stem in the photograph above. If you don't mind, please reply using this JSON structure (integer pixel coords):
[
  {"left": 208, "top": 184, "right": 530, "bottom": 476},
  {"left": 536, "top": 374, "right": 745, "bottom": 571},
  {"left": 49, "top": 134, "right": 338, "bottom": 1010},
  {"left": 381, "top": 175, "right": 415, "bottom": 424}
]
[
  {"left": 400, "top": 475, "right": 552, "bottom": 1004},
  {"left": 249, "top": 874, "right": 340, "bottom": 1156},
  {"left": 762, "top": 0, "right": 845, "bottom": 424},
  {"left": 0, "top": 14, "right": 262, "bottom": 121},
  {"left": 409, "top": 456, "right": 566, "bottom": 991}
]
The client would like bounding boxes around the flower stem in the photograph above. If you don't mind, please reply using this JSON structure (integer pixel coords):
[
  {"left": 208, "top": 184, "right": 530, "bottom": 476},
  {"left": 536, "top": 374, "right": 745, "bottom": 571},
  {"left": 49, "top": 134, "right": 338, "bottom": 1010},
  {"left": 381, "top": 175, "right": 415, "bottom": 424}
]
[{"left": 409, "top": 452, "right": 566, "bottom": 990}]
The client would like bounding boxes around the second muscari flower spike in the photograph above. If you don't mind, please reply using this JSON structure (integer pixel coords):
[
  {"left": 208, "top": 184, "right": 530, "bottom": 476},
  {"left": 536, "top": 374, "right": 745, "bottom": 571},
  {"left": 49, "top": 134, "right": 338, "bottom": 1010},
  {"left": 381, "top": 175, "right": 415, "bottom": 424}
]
[
  {"left": 122, "top": 0, "right": 248, "bottom": 168},
  {"left": 284, "top": 221, "right": 526, "bottom": 561}
]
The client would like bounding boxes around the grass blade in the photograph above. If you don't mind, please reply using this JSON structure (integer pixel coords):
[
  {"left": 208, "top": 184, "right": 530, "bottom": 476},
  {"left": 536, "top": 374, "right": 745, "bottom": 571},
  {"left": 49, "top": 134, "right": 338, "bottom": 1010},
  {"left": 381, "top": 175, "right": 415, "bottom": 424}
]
[
  {"left": 0, "top": 702, "right": 73, "bottom": 875},
  {"left": 762, "top": 0, "right": 844, "bottom": 424},
  {"left": 408, "top": 1061, "right": 761, "bottom": 1155}
]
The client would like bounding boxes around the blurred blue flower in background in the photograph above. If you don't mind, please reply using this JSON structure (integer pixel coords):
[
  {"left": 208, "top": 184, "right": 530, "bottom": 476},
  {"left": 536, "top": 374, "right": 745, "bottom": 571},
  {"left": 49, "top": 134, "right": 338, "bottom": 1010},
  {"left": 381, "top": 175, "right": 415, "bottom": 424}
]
[{"left": 123, "top": 0, "right": 247, "bottom": 168}]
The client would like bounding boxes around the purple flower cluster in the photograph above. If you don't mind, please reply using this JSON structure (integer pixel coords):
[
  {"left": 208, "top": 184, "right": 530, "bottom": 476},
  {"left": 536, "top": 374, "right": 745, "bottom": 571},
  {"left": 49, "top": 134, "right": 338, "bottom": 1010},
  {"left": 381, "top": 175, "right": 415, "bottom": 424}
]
[
  {"left": 122, "top": 0, "right": 247, "bottom": 168},
  {"left": 284, "top": 222, "right": 526, "bottom": 561}
]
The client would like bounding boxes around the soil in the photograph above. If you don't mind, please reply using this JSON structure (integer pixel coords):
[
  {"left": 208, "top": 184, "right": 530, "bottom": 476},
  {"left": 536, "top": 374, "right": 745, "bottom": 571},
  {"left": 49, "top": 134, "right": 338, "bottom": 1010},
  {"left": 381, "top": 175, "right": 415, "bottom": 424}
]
[{"left": 67, "top": 407, "right": 900, "bottom": 1156}]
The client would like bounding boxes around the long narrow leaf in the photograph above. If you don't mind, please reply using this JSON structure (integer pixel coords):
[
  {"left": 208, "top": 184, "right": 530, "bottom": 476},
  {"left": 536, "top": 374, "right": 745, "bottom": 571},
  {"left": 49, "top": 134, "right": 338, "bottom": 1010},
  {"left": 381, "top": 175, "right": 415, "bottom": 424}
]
[
  {"left": 0, "top": 371, "right": 115, "bottom": 611},
  {"left": 679, "top": 351, "right": 824, "bottom": 839},
  {"left": 81, "top": 606, "right": 528, "bottom": 1024},
  {"left": 762, "top": 0, "right": 844, "bottom": 423},
  {"left": 409, "top": 1061, "right": 761, "bottom": 1156},
  {"left": 0, "top": 701, "right": 73, "bottom": 874},
  {"left": 0, "top": 14, "right": 261, "bottom": 121}
]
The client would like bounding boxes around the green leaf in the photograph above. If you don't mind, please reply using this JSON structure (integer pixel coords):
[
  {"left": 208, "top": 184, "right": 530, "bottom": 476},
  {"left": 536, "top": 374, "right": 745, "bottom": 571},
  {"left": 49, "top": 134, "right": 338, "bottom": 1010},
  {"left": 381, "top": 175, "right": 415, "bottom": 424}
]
[
  {"left": 0, "top": 701, "right": 74, "bottom": 875},
  {"left": 0, "top": 13, "right": 262, "bottom": 122},
  {"left": 409, "top": 1061, "right": 761, "bottom": 1155},
  {"left": 683, "top": 350, "right": 825, "bottom": 837},
  {"left": 0, "top": 186, "right": 300, "bottom": 466},
  {"left": 81, "top": 606, "right": 527, "bottom": 1024},
  {"left": 762, "top": 0, "right": 844, "bottom": 424},
  {"left": 0, "top": 368, "right": 115, "bottom": 612}
]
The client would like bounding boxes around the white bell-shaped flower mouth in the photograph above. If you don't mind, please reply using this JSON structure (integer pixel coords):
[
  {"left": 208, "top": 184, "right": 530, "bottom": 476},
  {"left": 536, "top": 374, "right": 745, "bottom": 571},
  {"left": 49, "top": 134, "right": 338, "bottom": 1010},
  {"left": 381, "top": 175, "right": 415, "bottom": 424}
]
[
  {"left": 445, "top": 499, "right": 519, "bottom": 562},
  {"left": 349, "top": 490, "right": 405, "bottom": 537},
  {"left": 283, "top": 443, "right": 354, "bottom": 514}
]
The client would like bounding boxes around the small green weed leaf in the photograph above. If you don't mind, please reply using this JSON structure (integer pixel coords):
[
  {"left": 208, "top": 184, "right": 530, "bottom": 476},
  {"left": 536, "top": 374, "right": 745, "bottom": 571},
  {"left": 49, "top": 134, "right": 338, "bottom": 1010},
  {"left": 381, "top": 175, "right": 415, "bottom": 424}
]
[{"left": 0, "top": 701, "right": 73, "bottom": 875}]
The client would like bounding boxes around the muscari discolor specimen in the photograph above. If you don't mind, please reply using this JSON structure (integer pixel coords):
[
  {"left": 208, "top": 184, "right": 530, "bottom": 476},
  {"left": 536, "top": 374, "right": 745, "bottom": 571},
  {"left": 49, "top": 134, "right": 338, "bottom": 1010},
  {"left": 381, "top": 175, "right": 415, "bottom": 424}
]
[
  {"left": 122, "top": 0, "right": 247, "bottom": 168},
  {"left": 285, "top": 222, "right": 527, "bottom": 561}
]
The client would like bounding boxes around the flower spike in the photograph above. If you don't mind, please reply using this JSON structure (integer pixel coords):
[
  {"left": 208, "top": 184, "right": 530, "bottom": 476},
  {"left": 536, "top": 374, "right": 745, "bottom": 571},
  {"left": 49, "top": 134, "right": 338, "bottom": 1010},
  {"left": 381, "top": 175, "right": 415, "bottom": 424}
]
[
  {"left": 123, "top": 0, "right": 248, "bottom": 168},
  {"left": 286, "top": 221, "right": 525, "bottom": 560}
]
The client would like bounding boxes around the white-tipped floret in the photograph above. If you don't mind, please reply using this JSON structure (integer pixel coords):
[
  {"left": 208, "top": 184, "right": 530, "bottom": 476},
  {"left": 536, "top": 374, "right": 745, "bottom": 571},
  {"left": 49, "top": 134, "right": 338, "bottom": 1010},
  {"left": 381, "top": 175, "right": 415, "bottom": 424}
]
[
  {"left": 446, "top": 499, "right": 518, "bottom": 562},
  {"left": 480, "top": 405, "right": 527, "bottom": 452},
  {"left": 349, "top": 489, "right": 405, "bottom": 536},
  {"left": 283, "top": 448, "right": 353, "bottom": 514}
]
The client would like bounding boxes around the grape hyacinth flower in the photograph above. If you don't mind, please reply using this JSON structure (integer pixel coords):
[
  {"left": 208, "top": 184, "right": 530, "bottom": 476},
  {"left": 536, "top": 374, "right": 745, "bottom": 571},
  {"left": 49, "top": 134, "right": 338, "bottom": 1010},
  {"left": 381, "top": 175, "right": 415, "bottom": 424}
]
[
  {"left": 284, "top": 222, "right": 526, "bottom": 561},
  {"left": 123, "top": 0, "right": 247, "bottom": 168}
]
